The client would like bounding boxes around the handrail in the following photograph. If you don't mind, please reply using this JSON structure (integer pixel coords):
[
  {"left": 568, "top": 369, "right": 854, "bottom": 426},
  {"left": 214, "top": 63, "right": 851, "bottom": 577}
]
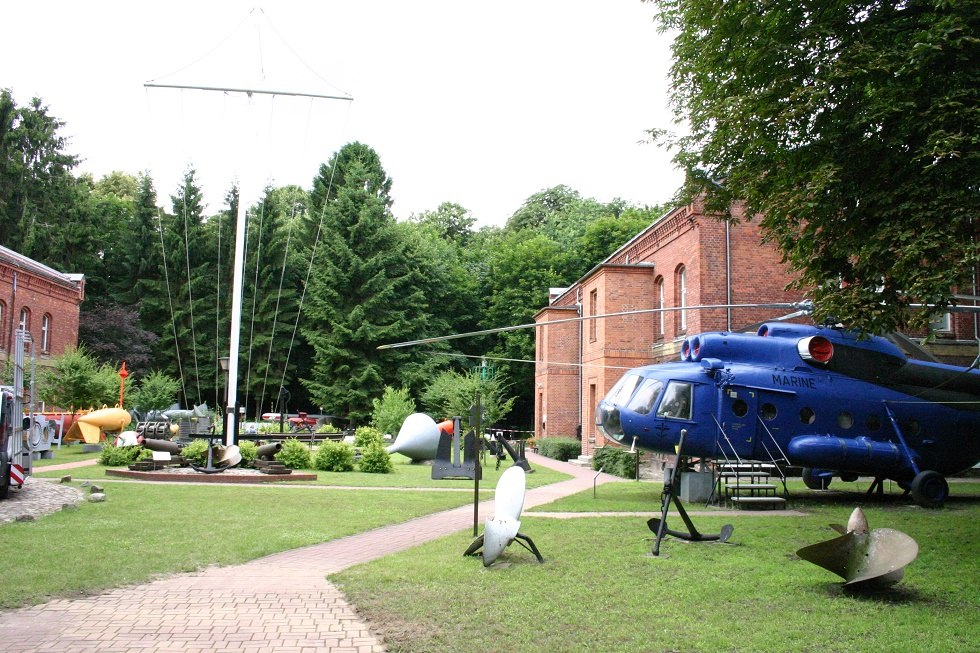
[
  {"left": 710, "top": 415, "right": 742, "bottom": 506},
  {"left": 711, "top": 415, "right": 743, "bottom": 467},
  {"left": 756, "top": 418, "right": 790, "bottom": 497}
]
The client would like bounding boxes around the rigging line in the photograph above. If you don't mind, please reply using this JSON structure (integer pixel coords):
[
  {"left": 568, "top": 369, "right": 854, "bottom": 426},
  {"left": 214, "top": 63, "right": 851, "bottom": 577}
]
[
  {"left": 256, "top": 19, "right": 266, "bottom": 81},
  {"left": 145, "top": 8, "right": 257, "bottom": 85},
  {"left": 243, "top": 192, "right": 268, "bottom": 418},
  {"left": 301, "top": 97, "right": 315, "bottom": 163},
  {"left": 258, "top": 202, "right": 298, "bottom": 416},
  {"left": 257, "top": 7, "right": 354, "bottom": 99},
  {"left": 180, "top": 170, "right": 203, "bottom": 408},
  {"left": 214, "top": 203, "right": 222, "bottom": 406},
  {"left": 276, "top": 100, "right": 354, "bottom": 402},
  {"left": 433, "top": 351, "right": 637, "bottom": 371},
  {"left": 156, "top": 207, "right": 189, "bottom": 405},
  {"left": 377, "top": 301, "right": 813, "bottom": 350}
]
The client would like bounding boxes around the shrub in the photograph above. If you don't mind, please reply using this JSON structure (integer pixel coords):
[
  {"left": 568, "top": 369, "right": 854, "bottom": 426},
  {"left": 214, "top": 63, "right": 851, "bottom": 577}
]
[
  {"left": 276, "top": 438, "right": 313, "bottom": 469},
  {"left": 422, "top": 369, "right": 515, "bottom": 427},
  {"left": 98, "top": 443, "right": 143, "bottom": 466},
  {"left": 592, "top": 446, "right": 639, "bottom": 479},
  {"left": 180, "top": 439, "right": 210, "bottom": 466},
  {"left": 536, "top": 437, "right": 581, "bottom": 462},
  {"left": 314, "top": 440, "right": 355, "bottom": 472},
  {"left": 353, "top": 426, "right": 384, "bottom": 449},
  {"left": 371, "top": 385, "right": 416, "bottom": 436},
  {"left": 238, "top": 440, "right": 258, "bottom": 465},
  {"left": 358, "top": 445, "right": 393, "bottom": 474},
  {"left": 316, "top": 423, "right": 340, "bottom": 434}
]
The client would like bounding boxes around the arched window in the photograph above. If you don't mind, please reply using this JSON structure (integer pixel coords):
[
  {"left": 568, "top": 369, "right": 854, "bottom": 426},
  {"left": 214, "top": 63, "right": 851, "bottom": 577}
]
[
  {"left": 676, "top": 266, "right": 687, "bottom": 333},
  {"left": 0, "top": 301, "right": 5, "bottom": 349},
  {"left": 41, "top": 313, "right": 52, "bottom": 353},
  {"left": 19, "top": 307, "right": 30, "bottom": 333},
  {"left": 589, "top": 288, "right": 598, "bottom": 342},
  {"left": 655, "top": 276, "right": 665, "bottom": 338}
]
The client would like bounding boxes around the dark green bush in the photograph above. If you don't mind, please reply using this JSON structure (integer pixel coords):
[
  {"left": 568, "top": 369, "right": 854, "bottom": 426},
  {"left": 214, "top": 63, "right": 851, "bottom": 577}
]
[
  {"left": 592, "top": 446, "right": 639, "bottom": 479},
  {"left": 238, "top": 440, "right": 258, "bottom": 465},
  {"left": 313, "top": 441, "right": 355, "bottom": 472},
  {"left": 536, "top": 437, "right": 582, "bottom": 462},
  {"left": 180, "top": 439, "right": 210, "bottom": 466},
  {"left": 275, "top": 438, "right": 313, "bottom": 469},
  {"left": 358, "top": 445, "right": 393, "bottom": 474},
  {"left": 353, "top": 426, "right": 385, "bottom": 449},
  {"left": 98, "top": 443, "right": 143, "bottom": 466}
]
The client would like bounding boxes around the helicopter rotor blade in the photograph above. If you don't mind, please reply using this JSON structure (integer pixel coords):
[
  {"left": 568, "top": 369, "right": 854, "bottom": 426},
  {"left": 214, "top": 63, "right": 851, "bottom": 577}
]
[{"left": 377, "top": 301, "right": 813, "bottom": 350}]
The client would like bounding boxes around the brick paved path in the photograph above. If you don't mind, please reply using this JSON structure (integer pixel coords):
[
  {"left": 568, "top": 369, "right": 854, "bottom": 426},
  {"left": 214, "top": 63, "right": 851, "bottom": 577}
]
[{"left": 0, "top": 454, "right": 621, "bottom": 652}]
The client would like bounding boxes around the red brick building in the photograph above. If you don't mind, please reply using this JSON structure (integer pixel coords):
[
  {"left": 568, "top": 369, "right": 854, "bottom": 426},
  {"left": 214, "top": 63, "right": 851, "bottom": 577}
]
[
  {"left": 533, "top": 199, "right": 980, "bottom": 456},
  {"left": 0, "top": 245, "right": 85, "bottom": 366}
]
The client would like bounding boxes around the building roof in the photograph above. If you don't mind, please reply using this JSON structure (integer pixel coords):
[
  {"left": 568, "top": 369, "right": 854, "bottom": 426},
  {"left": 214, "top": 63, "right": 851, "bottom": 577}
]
[{"left": 0, "top": 245, "right": 84, "bottom": 290}]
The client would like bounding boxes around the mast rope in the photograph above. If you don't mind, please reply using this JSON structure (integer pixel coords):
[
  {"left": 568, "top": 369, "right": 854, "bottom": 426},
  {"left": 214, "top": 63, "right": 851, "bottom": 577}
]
[
  {"left": 242, "top": 191, "right": 267, "bottom": 418},
  {"left": 180, "top": 170, "right": 203, "bottom": 407},
  {"left": 214, "top": 199, "right": 223, "bottom": 405},
  {"left": 156, "top": 207, "right": 189, "bottom": 405},
  {"left": 258, "top": 202, "right": 298, "bottom": 417},
  {"left": 275, "top": 103, "right": 351, "bottom": 412}
]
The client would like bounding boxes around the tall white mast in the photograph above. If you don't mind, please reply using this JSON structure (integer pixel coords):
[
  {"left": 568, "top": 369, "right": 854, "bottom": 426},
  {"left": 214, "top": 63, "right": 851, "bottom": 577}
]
[{"left": 143, "top": 81, "right": 352, "bottom": 446}]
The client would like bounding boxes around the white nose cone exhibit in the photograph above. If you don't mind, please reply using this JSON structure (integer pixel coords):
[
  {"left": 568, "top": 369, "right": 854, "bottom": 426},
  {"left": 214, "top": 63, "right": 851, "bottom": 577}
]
[{"left": 387, "top": 413, "right": 441, "bottom": 461}]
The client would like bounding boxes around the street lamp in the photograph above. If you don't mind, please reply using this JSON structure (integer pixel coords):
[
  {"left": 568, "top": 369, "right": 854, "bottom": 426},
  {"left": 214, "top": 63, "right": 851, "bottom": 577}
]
[{"left": 218, "top": 357, "right": 231, "bottom": 442}]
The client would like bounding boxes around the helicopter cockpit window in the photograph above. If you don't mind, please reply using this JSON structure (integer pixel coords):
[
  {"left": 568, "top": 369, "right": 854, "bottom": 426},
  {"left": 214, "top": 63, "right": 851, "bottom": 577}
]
[
  {"left": 656, "top": 381, "right": 692, "bottom": 420},
  {"left": 610, "top": 373, "right": 643, "bottom": 405},
  {"left": 627, "top": 378, "right": 663, "bottom": 415}
]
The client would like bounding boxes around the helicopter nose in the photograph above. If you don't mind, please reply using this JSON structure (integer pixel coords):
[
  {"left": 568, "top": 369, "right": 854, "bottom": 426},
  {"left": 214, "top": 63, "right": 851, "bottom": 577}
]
[{"left": 595, "top": 400, "right": 626, "bottom": 443}]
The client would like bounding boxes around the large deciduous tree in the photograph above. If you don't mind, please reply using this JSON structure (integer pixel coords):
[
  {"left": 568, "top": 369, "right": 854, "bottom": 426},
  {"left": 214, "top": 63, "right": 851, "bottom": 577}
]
[
  {"left": 0, "top": 91, "right": 80, "bottom": 252},
  {"left": 653, "top": 0, "right": 979, "bottom": 333}
]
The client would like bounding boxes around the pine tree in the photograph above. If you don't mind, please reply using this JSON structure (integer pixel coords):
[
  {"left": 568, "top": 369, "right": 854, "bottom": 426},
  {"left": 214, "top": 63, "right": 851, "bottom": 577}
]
[
  {"left": 239, "top": 185, "right": 308, "bottom": 418},
  {"left": 301, "top": 143, "right": 429, "bottom": 424},
  {"left": 152, "top": 168, "right": 213, "bottom": 407}
]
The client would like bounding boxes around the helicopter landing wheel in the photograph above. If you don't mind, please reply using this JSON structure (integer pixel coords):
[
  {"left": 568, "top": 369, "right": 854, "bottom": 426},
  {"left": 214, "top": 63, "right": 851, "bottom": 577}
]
[
  {"left": 802, "top": 467, "right": 831, "bottom": 490},
  {"left": 910, "top": 470, "right": 948, "bottom": 508}
]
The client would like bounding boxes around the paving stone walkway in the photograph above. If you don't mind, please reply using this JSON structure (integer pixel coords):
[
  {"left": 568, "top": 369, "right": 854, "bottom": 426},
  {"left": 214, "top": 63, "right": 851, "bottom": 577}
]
[{"left": 0, "top": 453, "right": 623, "bottom": 652}]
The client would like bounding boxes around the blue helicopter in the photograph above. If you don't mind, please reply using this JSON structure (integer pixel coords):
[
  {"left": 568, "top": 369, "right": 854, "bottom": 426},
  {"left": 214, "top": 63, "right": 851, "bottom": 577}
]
[{"left": 595, "top": 320, "right": 980, "bottom": 508}]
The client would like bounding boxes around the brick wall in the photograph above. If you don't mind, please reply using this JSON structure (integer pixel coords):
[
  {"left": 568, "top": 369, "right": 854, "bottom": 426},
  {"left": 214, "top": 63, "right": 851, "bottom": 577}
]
[
  {"left": 534, "top": 305, "right": 580, "bottom": 442},
  {"left": 0, "top": 247, "right": 85, "bottom": 366},
  {"left": 534, "top": 200, "right": 801, "bottom": 457}
]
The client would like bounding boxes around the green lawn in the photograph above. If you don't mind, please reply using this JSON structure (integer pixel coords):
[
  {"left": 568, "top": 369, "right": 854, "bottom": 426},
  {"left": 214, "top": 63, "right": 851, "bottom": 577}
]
[
  {"left": 31, "top": 451, "right": 570, "bottom": 490},
  {"left": 9, "top": 455, "right": 979, "bottom": 652},
  {"left": 0, "top": 482, "right": 472, "bottom": 609},
  {"left": 332, "top": 500, "right": 980, "bottom": 653},
  {"left": 531, "top": 478, "right": 980, "bottom": 513},
  {"left": 30, "top": 445, "right": 102, "bottom": 467}
]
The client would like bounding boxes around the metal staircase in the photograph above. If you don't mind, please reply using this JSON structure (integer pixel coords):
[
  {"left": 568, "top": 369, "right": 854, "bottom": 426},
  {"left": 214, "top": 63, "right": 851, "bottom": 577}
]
[{"left": 710, "top": 417, "right": 789, "bottom": 510}]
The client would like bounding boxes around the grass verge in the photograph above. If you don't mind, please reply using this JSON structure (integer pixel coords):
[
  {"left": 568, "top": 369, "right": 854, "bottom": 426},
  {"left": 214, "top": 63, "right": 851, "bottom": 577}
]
[
  {"left": 332, "top": 499, "right": 980, "bottom": 653},
  {"left": 530, "top": 478, "right": 980, "bottom": 512},
  {"left": 30, "top": 446, "right": 102, "bottom": 467},
  {"left": 32, "top": 452, "right": 570, "bottom": 489},
  {"left": 0, "top": 482, "right": 471, "bottom": 609}
]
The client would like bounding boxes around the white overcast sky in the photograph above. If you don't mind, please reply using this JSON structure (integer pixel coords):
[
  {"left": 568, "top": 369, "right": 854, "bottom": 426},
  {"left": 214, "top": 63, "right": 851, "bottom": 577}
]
[{"left": 2, "top": 1, "right": 682, "bottom": 226}]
